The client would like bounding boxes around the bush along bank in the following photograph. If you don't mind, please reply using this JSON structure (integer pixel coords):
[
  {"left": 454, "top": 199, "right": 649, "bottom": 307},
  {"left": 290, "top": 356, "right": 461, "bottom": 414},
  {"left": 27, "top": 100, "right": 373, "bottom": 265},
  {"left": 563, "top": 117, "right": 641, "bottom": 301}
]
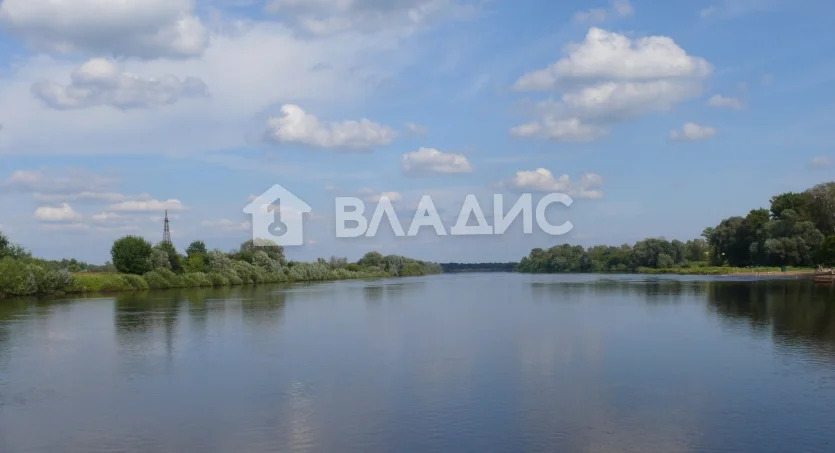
[{"left": 0, "top": 232, "right": 441, "bottom": 299}]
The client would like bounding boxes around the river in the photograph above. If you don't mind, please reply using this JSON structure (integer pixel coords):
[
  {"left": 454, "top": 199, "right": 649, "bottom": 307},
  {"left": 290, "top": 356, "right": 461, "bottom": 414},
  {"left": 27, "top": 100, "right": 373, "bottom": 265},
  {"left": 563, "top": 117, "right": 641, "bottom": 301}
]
[{"left": 1, "top": 273, "right": 834, "bottom": 452}]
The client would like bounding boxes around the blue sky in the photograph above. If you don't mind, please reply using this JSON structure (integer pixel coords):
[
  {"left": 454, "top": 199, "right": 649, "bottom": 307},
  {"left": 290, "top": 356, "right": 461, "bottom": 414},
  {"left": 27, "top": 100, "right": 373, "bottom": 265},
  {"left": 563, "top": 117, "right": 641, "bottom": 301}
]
[{"left": 0, "top": 0, "right": 833, "bottom": 263}]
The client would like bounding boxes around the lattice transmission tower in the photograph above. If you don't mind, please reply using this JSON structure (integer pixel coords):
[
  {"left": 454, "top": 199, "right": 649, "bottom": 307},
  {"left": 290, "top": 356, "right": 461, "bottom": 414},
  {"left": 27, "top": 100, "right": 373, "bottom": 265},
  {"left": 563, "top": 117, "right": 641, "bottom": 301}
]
[{"left": 162, "top": 210, "right": 171, "bottom": 244}]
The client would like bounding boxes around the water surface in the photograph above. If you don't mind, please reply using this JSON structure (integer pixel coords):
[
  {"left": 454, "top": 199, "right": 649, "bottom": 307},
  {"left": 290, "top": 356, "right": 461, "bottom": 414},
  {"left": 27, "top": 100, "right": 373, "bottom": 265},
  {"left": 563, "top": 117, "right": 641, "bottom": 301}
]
[{"left": 1, "top": 274, "right": 834, "bottom": 452}]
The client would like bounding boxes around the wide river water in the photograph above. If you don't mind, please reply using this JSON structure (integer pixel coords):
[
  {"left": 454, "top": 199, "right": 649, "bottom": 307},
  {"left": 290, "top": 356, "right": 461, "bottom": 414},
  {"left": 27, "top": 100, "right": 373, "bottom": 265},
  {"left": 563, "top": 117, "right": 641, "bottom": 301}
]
[{"left": 1, "top": 273, "right": 834, "bottom": 452}]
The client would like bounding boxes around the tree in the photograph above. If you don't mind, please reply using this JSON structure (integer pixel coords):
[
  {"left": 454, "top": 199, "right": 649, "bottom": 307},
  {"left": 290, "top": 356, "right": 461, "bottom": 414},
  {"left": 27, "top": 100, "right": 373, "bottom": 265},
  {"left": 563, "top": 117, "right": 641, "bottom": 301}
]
[
  {"left": 186, "top": 240, "right": 208, "bottom": 259},
  {"left": 770, "top": 192, "right": 811, "bottom": 219},
  {"left": 358, "top": 251, "right": 385, "bottom": 268},
  {"left": 235, "top": 239, "right": 286, "bottom": 265},
  {"left": 111, "top": 236, "right": 153, "bottom": 275},
  {"left": 150, "top": 248, "right": 172, "bottom": 270},
  {"left": 0, "top": 231, "right": 8, "bottom": 253},
  {"left": 155, "top": 242, "right": 184, "bottom": 273},
  {"left": 817, "top": 236, "right": 835, "bottom": 266},
  {"left": 805, "top": 182, "right": 835, "bottom": 235}
]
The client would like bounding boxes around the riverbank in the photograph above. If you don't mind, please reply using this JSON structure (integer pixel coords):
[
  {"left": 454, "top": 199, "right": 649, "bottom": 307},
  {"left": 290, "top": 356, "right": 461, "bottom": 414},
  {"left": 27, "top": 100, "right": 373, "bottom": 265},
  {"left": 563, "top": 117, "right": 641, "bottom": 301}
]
[{"left": 637, "top": 266, "right": 816, "bottom": 277}]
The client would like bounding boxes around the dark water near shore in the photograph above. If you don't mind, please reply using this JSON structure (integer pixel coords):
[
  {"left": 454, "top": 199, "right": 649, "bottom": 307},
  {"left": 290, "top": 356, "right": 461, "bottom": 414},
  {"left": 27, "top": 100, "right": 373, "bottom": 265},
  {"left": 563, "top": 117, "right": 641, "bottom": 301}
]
[{"left": 1, "top": 274, "right": 834, "bottom": 452}]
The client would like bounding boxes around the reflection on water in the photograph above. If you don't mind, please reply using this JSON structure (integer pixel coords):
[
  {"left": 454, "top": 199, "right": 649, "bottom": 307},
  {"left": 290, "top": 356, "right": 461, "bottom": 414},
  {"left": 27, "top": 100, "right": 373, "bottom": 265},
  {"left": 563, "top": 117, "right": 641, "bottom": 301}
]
[{"left": 0, "top": 274, "right": 834, "bottom": 452}]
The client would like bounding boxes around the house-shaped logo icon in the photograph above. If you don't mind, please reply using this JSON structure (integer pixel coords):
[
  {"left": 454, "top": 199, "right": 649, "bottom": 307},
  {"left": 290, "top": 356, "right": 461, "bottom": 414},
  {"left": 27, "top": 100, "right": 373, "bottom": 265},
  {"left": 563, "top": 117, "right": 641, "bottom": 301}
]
[{"left": 244, "top": 184, "right": 312, "bottom": 247}]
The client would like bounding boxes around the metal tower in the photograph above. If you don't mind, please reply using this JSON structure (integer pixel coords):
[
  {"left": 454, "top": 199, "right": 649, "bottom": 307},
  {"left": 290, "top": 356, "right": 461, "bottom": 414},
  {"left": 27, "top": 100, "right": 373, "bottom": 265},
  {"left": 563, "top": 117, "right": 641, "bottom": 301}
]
[{"left": 163, "top": 210, "right": 171, "bottom": 244}]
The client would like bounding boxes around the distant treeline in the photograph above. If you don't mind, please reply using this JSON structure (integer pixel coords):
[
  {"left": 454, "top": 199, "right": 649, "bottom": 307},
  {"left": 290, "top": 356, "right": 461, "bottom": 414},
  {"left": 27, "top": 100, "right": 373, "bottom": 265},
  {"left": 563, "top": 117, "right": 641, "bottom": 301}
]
[
  {"left": 0, "top": 232, "right": 441, "bottom": 299},
  {"left": 518, "top": 182, "right": 835, "bottom": 274},
  {"left": 441, "top": 262, "right": 519, "bottom": 272}
]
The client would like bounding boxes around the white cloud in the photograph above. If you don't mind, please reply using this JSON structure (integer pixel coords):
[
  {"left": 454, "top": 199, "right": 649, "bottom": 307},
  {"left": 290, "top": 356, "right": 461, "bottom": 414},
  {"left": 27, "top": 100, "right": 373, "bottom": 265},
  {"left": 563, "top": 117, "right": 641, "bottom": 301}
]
[
  {"left": 200, "top": 219, "right": 251, "bottom": 231},
  {"left": 670, "top": 122, "right": 717, "bottom": 141},
  {"left": 574, "top": 0, "right": 634, "bottom": 24},
  {"left": 0, "top": 0, "right": 208, "bottom": 59},
  {"left": 402, "top": 147, "right": 472, "bottom": 175},
  {"left": 707, "top": 94, "right": 744, "bottom": 110},
  {"left": 265, "top": 0, "right": 474, "bottom": 36},
  {"left": 513, "top": 28, "right": 711, "bottom": 92},
  {"left": 365, "top": 192, "right": 403, "bottom": 203},
  {"left": 511, "top": 28, "right": 711, "bottom": 141},
  {"left": 2, "top": 169, "right": 115, "bottom": 193},
  {"left": 265, "top": 104, "right": 397, "bottom": 151},
  {"left": 34, "top": 203, "right": 82, "bottom": 222},
  {"left": 109, "top": 199, "right": 186, "bottom": 212},
  {"left": 32, "top": 58, "right": 208, "bottom": 110},
  {"left": 0, "top": 19, "right": 425, "bottom": 156},
  {"left": 510, "top": 117, "right": 605, "bottom": 142},
  {"left": 811, "top": 156, "right": 832, "bottom": 168},
  {"left": 503, "top": 168, "right": 605, "bottom": 199}
]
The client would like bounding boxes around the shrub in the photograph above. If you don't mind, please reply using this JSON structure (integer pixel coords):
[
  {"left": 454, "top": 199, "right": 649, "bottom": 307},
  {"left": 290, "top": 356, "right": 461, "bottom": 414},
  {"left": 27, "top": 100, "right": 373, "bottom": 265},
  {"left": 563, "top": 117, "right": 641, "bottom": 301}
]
[
  {"left": 207, "top": 272, "right": 230, "bottom": 287},
  {"left": 73, "top": 273, "right": 134, "bottom": 293},
  {"left": 183, "top": 272, "right": 212, "bottom": 287},
  {"left": 111, "top": 236, "right": 153, "bottom": 275},
  {"left": 122, "top": 274, "right": 150, "bottom": 290},
  {"left": 143, "top": 271, "right": 171, "bottom": 289}
]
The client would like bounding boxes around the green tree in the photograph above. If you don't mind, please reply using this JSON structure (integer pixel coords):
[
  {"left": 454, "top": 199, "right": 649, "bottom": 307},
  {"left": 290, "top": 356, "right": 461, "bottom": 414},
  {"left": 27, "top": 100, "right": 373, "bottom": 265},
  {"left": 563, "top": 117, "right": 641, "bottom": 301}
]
[
  {"left": 186, "top": 240, "right": 208, "bottom": 259},
  {"left": 770, "top": 192, "right": 811, "bottom": 219},
  {"left": 817, "top": 236, "right": 835, "bottom": 265},
  {"left": 358, "top": 251, "right": 385, "bottom": 268},
  {"left": 155, "top": 242, "right": 184, "bottom": 273},
  {"left": 805, "top": 182, "right": 835, "bottom": 235},
  {"left": 111, "top": 236, "right": 153, "bottom": 275}
]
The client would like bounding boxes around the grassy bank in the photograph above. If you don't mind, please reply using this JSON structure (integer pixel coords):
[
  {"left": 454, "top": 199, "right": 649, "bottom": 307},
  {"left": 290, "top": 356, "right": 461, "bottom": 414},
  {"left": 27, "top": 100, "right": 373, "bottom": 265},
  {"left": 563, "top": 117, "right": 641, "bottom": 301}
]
[
  {"left": 636, "top": 266, "right": 816, "bottom": 276},
  {"left": 69, "top": 265, "right": 396, "bottom": 295},
  {"left": 0, "top": 245, "right": 441, "bottom": 299}
]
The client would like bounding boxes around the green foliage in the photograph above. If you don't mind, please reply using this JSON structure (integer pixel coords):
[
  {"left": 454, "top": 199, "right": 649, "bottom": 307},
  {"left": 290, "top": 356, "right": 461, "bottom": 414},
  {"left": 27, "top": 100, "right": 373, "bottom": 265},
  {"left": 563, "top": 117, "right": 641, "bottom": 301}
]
[
  {"left": 150, "top": 248, "right": 172, "bottom": 270},
  {"left": 111, "top": 236, "right": 153, "bottom": 275},
  {"left": 817, "top": 236, "right": 835, "bottom": 265},
  {"left": 186, "top": 240, "right": 208, "bottom": 258},
  {"left": 155, "top": 242, "right": 184, "bottom": 274},
  {"left": 0, "top": 257, "right": 76, "bottom": 296},
  {"left": 358, "top": 251, "right": 385, "bottom": 268},
  {"left": 1, "top": 230, "right": 441, "bottom": 299}
]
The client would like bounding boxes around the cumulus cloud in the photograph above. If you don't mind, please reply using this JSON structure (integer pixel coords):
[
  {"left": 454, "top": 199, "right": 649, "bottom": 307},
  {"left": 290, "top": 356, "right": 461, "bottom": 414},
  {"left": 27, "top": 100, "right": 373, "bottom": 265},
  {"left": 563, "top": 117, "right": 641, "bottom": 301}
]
[
  {"left": 707, "top": 94, "right": 744, "bottom": 110},
  {"left": 503, "top": 168, "right": 604, "bottom": 199},
  {"left": 669, "top": 122, "right": 717, "bottom": 141},
  {"left": 265, "top": 0, "right": 474, "bottom": 36},
  {"left": 109, "top": 199, "right": 186, "bottom": 212},
  {"left": 265, "top": 104, "right": 397, "bottom": 151},
  {"left": 0, "top": 0, "right": 208, "bottom": 59},
  {"left": 402, "top": 147, "right": 472, "bottom": 175},
  {"left": 34, "top": 203, "right": 82, "bottom": 222},
  {"left": 32, "top": 58, "right": 209, "bottom": 110},
  {"left": 510, "top": 28, "right": 711, "bottom": 141},
  {"left": 574, "top": 0, "right": 634, "bottom": 24}
]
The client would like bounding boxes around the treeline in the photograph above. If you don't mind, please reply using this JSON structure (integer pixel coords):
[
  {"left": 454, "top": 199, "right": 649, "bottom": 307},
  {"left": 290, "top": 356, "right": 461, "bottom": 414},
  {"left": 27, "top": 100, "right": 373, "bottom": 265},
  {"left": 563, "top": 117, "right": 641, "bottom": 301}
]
[
  {"left": 518, "top": 181, "right": 835, "bottom": 274},
  {"left": 702, "top": 182, "right": 835, "bottom": 267},
  {"left": 441, "top": 262, "right": 519, "bottom": 272},
  {"left": 0, "top": 232, "right": 441, "bottom": 299},
  {"left": 517, "top": 238, "right": 711, "bottom": 273}
]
